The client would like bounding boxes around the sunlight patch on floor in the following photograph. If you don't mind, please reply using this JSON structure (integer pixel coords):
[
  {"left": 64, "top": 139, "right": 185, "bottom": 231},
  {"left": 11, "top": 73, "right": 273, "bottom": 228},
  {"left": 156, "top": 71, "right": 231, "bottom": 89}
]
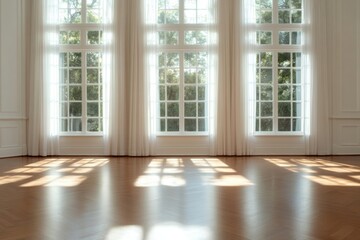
[
  {"left": 135, "top": 158, "right": 254, "bottom": 187},
  {"left": 264, "top": 158, "right": 360, "bottom": 187},
  {"left": 106, "top": 223, "right": 210, "bottom": 240}
]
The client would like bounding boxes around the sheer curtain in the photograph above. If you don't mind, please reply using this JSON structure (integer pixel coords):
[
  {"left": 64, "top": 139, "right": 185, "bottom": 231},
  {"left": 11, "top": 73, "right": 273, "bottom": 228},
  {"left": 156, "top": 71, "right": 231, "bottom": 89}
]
[
  {"left": 213, "top": 0, "right": 253, "bottom": 155},
  {"left": 104, "top": 0, "right": 151, "bottom": 156},
  {"left": 28, "top": 0, "right": 59, "bottom": 156},
  {"left": 304, "top": 0, "right": 331, "bottom": 155}
]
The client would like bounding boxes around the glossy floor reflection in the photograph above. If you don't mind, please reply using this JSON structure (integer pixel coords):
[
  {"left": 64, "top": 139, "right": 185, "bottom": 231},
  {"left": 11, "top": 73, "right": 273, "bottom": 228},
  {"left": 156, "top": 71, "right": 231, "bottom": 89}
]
[{"left": 0, "top": 156, "right": 360, "bottom": 239}]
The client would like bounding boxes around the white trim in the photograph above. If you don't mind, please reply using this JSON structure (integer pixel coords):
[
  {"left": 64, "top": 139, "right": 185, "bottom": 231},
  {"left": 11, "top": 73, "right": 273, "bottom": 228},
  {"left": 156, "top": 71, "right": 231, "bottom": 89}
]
[{"left": 0, "top": 117, "right": 27, "bottom": 120}]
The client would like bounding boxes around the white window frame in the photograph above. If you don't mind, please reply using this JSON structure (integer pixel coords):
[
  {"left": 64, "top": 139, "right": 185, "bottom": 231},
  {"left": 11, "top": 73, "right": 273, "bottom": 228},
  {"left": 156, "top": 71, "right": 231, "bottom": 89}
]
[
  {"left": 58, "top": 0, "right": 104, "bottom": 136},
  {"left": 156, "top": 0, "right": 214, "bottom": 136},
  {"left": 253, "top": 0, "right": 305, "bottom": 135}
]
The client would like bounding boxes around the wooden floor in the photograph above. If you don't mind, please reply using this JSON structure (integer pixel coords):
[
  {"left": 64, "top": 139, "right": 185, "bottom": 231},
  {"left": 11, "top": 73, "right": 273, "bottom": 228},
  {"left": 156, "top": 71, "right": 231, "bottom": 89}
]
[{"left": 0, "top": 156, "right": 360, "bottom": 240}]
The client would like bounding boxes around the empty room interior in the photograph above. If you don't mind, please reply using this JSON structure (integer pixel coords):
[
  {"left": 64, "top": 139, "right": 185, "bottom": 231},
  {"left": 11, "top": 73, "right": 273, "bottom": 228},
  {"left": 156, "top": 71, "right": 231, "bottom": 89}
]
[{"left": 1, "top": 0, "right": 360, "bottom": 239}]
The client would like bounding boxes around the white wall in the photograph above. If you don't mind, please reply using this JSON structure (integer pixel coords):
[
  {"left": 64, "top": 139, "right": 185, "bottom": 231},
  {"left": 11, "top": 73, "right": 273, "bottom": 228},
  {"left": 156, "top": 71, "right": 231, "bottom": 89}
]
[
  {"left": 328, "top": 0, "right": 360, "bottom": 154},
  {"left": 1, "top": 1, "right": 360, "bottom": 157},
  {"left": 0, "top": 0, "right": 27, "bottom": 158}
]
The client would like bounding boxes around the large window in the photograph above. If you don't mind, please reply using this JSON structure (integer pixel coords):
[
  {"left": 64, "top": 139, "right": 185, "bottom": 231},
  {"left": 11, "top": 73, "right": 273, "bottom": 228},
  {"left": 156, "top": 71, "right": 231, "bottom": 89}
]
[
  {"left": 156, "top": 0, "right": 214, "bottom": 134},
  {"left": 254, "top": 0, "right": 303, "bottom": 133},
  {"left": 59, "top": 0, "right": 103, "bottom": 133}
]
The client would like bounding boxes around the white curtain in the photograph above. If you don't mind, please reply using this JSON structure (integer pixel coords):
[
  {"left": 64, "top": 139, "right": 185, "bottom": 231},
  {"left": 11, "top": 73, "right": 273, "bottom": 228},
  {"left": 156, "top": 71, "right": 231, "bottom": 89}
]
[
  {"left": 304, "top": 0, "right": 331, "bottom": 155},
  {"left": 28, "top": 0, "right": 59, "bottom": 156},
  {"left": 103, "top": 0, "right": 128, "bottom": 155},
  {"left": 104, "top": 0, "right": 151, "bottom": 156},
  {"left": 213, "top": 0, "right": 253, "bottom": 155}
]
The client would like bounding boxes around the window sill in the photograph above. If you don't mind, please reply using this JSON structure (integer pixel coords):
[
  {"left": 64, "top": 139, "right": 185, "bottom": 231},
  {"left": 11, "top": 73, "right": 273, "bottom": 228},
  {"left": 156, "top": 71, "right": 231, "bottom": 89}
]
[
  {"left": 156, "top": 133, "right": 209, "bottom": 137},
  {"left": 253, "top": 132, "right": 304, "bottom": 137},
  {"left": 59, "top": 133, "right": 104, "bottom": 137}
]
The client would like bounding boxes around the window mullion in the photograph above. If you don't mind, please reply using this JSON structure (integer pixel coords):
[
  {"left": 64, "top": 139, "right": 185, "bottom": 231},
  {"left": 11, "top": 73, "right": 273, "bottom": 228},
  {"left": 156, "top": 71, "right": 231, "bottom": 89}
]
[
  {"left": 179, "top": 52, "right": 185, "bottom": 133},
  {"left": 274, "top": 51, "right": 279, "bottom": 132}
]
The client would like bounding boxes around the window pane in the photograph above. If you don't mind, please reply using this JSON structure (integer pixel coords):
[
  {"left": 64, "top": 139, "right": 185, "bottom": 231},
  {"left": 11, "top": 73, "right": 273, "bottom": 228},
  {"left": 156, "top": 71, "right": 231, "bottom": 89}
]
[
  {"left": 293, "top": 102, "right": 301, "bottom": 117},
  {"left": 61, "top": 103, "right": 68, "bottom": 117},
  {"left": 160, "top": 119, "right": 166, "bottom": 131},
  {"left": 198, "top": 119, "right": 206, "bottom": 131},
  {"left": 257, "top": 10, "right": 272, "bottom": 23},
  {"left": 184, "top": 53, "right": 197, "bottom": 67},
  {"left": 166, "top": 69, "right": 179, "bottom": 83},
  {"left": 278, "top": 53, "right": 291, "bottom": 67},
  {"left": 292, "top": 53, "right": 301, "bottom": 67},
  {"left": 87, "top": 103, "right": 99, "bottom": 117},
  {"left": 167, "top": 85, "right": 179, "bottom": 100},
  {"left": 185, "top": 102, "right": 197, "bottom": 117},
  {"left": 184, "top": 10, "right": 196, "bottom": 23},
  {"left": 87, "top": 31, "right": 103, "bottom": 44},
  {"left": 257, "top": 31, "right": 272, "bottom": 45},
  {"left": 159, "top": 31, "right": 178, "bottom": 45},
  {"left": 291, "top": 0, "right": 302, "bottom": 9},
  {"left": 198, "top": 69, "right": 207, "bottom": 84},
  {"left": 69, "top": 69, "right": 82, "bottom": 83},
  {"left": 87, "top": 52, "right": 100, "bottom": 67},
  {"left": 292, "top": 86, "right": 301, "bottom": 100},
  {"left": 279, "top": 31, "right": 290, "bottom": 44},
  {"left": 278, "top": 10, "right": 290, "bottom": 24},
  {"left": 278, "top": 118, "right": 291, "bottom": 131},
  {"left": 167, "top": 0, "right": 179, "bottom": 10},
  {"left": 291, "top": 31, "right": 301, "bottom": 45},
  {"left": 60, "top": 0, "right": 81, "bottom": 8},
  {"left": 60, "top": 69, "right": 68, "bottom": 83},
  {"left": 87, "top": 9, "right": 102, "bottom": 23},
  {"left": 184, "top": 69, "right": 197, "bottom": 83},
  {"left": 261, "top": 119, "right": 273, "bottom": 131},
  {"left": 166, "top": 10, "right": 179, "bottom": 23},
  {"left": 260, "top": 69, "right": 273, "bottom": 83},
  {"left": 59, "top": 9, "right": 81, "bottom": 24},
  {"left": 60, "top": 53, "right": 68, "bottom": 67},
  {"left": 69, "top": 103, "right": 82, "bottom": 117},
  {"left": 185, "top": 31, "right": 208, "bottom": 45},
  {"left": 291, "top": 10, "right": 302, "bottom": 23},
  {"left": 261, "top": 85, "right": 273, "bottom": 100},
  {"left": 167, "top": 119, "right": 179, "bottom": 131},
  {"left": 259, "top": 52, "right": 273, "bottom": 67},
  {"left": 87, "top": 86, "right": 99, "bottom": 100},
  {"left": 160, "top": 103, "right": 166, "bottom": 117},
  {"left": 61, "top": 119, "right": 68, "bottom": 132},
  {"left": 257, "top": 0, "right": 272, "bottom": 9},
  {"left": 185, "top": 119, "right": 197, "bottom": 131},
  {"left": 198, "top": 86, "right": 206, "bottom": 100},
  {"left": 261, "top": 102, "right": 273, "bottom": 117},
  {"left": 69, "top": 52, "right": 81, "bottom": 67},
  {"left": 159, "top": 86, "right": 165, "bottom": 100},
  {"left": 69, "top": 86, "right": 82, "bottom": 100},
  {"left": 278, "top": 85, "right": 291, "bottom": 100},
  {"left": 68, "top": 31, "right": 81, "bottom": 44},
  {"left": 292, "top": 118, "right": 301, "bottom": 131},
  {"left": 198, "top": 102, "right": 205, "bottom": 117},
  {"left": 278, "top": 102, "right": 291, "bottom": 117},
  {"left": 278, "top": 69, "right": 291, "bottom": 84},
  {"left": 70, "top": 118, "right": 82, "bottom": 131},
  {"left": 167, "top": 103, "right": 179, "bottom": 117},
  {"left": 184, "top": 86, "right": 197, "bottom": 100},
  {"left": 292, "top": 69, "right": 301, "bottom": 84},
  {"left": 61, "top": 86, "right": 68, "bottom": 101},
  {"left": 87, "top": 118, "right": 99, "bottom": 132},
  {"left": 278, "top": 0, "right": 290, "bottom": 9},
  {"left": 87, "top": 69, "right": 99, "bottom": 83}
]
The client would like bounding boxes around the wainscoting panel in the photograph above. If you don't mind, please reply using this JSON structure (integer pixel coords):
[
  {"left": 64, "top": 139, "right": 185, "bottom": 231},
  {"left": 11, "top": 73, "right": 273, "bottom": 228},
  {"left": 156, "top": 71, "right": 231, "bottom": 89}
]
[
  {"left": 333, "top": 120, "right": 360, "bottom": 154},
  {"left": 154, "top": 136, "right": 210, "bottom": 156},
  {"left": 0, "top": 0, "right": 26, "bottom": 158},
  {"left": 59, "top": 136, "right": 105, "bottom": 156},
  {"left": 0, "top": 120, "right": 27, "bottom": 157}
]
